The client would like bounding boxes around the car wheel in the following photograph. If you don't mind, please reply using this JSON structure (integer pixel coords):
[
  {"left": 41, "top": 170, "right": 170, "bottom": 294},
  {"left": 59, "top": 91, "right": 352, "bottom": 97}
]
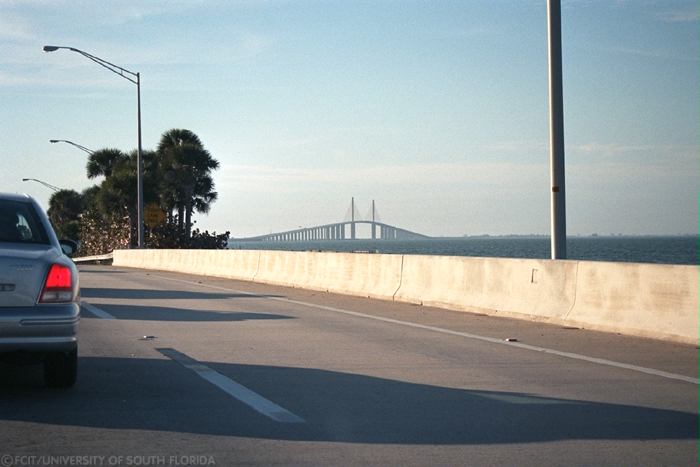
[{"left": 44, "top": 349, "right": 77, "bottom": 388}]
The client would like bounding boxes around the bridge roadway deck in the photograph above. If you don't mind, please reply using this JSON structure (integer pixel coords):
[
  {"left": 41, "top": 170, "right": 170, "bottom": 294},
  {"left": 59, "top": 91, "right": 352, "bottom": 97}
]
[{"left": 1, "top": 264, "right": 697, "bottom": 466}]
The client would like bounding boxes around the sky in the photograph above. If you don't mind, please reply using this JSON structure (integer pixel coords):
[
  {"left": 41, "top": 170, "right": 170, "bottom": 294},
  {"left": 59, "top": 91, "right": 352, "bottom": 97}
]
[{"left": 1, "top": 0, "right": 697, "bottom": 238}]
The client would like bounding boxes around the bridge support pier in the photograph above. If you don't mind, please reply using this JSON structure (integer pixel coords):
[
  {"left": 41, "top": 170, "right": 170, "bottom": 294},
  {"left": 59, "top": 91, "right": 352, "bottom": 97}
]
[{"left": 380, "top": 225, "right": 398, "bottom": 240}]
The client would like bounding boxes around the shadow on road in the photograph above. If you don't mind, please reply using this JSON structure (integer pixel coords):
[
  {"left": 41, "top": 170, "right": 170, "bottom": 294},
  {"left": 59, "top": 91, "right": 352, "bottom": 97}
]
[
  {"left": 81, "top": 287, "right": 283, "bottom": 301},
  {"left": 81, "top": 303, "right": 293, "bottom": 322},
  {"left": 0, "top": 356, "right": 696, "bottom": 445},
  {"left": 78, "top": 269, "right": 125, "bottom": 274}
]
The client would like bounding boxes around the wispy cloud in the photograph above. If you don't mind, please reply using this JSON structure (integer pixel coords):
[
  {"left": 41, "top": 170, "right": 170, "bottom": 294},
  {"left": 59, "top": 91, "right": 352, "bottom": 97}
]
[
  {"left": 571, "top": 142, "right": 698, "bottom": 158},
  {"left": 573, "top": 142, "right": 653, "bottom": 156},
  {"left": 657, "top": 6, "right": 698, "bottom": 23},
  {"left": 480, "top": 140, "right": 547, "bottom": 155},
  {"left": 96, "top": 1, "right": 205, "bottom": 26},
  {"left": 438, "top": 25, "right": 497, "bottom": 39},
  {"left": 607, "top": 45, "right": 698, "bottom": 62},
  {"left": 0, "top": 12, "right": 34, "bottom": 40},
  {"left": 218, "top": 161, "right": 547, "bottom": 194},
  {"left": 568, "top": 158, "right": 699, "bottom": 197},
  {"left": 0, "top": 0, "right": 274, "bottom": 76},
  {"left": 1, "top": 31, "right": 273, "bottom": 89},
  {"left": 569, "top": 142, "right": 699, "bottom": 185}
]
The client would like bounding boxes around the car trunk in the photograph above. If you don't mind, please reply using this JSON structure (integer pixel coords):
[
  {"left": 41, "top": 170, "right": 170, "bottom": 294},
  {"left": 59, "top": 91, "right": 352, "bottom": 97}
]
[{"left": 0, "top": 246, "right": 58, "bottom": 307}]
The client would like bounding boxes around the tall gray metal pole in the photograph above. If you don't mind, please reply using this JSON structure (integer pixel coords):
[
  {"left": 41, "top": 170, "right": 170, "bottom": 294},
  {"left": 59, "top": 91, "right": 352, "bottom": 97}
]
[
  {"left": 547, "top": 0, "right": 567, "bottom": 259},
  {"left": 136, "top": 73, "right": 144, "bottom": 248}
]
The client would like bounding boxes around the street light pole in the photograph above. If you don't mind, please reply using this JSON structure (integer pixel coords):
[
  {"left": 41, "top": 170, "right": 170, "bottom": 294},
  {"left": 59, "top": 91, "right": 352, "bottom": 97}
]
[
  {"left": 43, "top": 45, "right": 144, "bottom": 248},
  {"left": 49, "top": 139, "right": 94, "bottom": 155},
  {"left": 547, "top": 0, "right": 567, "bottom": 259},
  {"left": 136, "top": 72, "right": 144, "bottom": 247}
]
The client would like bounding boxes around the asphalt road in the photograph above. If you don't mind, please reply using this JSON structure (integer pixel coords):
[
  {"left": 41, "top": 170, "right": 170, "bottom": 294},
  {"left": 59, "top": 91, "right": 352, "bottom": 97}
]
[{"left": 0, "top": 264, "right": 697, "bottom": 466}]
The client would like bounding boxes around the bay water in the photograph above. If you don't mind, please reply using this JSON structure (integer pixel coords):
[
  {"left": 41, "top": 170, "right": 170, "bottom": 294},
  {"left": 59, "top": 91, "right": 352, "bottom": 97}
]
[{"left": 228, "top": 236, "right": 697, "bottom": 265}]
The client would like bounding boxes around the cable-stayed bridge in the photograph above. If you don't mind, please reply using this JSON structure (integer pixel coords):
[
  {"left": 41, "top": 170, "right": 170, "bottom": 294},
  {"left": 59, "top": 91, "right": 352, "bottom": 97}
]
[{"left": 235, "top": 198, "right": 430, "bottom": 242}]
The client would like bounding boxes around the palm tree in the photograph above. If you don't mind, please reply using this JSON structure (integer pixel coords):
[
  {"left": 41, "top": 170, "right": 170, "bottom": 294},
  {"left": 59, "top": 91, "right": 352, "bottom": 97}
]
[
  {"left": 157, "top": 129, "right": 219, "bottom": 240},
  {"left": 86, "top": 148, "right": 128, "bottom": 179},
  {"left": 47, "top": 189, "right": 84, "bottom": 241},
  {"left": 78, "top": 185, "right": 132, "bottom": 255},
  {"left": 87, "top": 149, "right": 159, "bottom": 246}
]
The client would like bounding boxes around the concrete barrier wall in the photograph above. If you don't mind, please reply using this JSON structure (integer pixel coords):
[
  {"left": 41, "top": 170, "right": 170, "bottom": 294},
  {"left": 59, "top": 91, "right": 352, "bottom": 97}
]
[
  {"left": 114, "top": 249, "right": 261, "bottom": 281},
  {"left": 112, "top": 249, "right": 698, "bottom": 344},
  {"left": 394, "top": 255, "right": 578, "bottom": 321},
  {"left": 566, "top": 261, "right": 698, "bottom": 343},
  {"left": 251, "top": 251, "right": 403, "bottom": 300}
]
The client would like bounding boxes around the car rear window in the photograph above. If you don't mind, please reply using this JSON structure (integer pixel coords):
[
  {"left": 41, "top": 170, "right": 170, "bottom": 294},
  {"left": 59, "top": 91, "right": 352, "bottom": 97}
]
[{"left": 0, "top": 200, "right": 50, "bottom": 244}]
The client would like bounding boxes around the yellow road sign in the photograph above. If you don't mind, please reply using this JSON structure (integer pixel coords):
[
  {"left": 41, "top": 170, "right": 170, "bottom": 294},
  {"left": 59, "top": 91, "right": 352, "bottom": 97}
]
[{"left": 144, "top": 203, "right": 167, "bottom": 227}]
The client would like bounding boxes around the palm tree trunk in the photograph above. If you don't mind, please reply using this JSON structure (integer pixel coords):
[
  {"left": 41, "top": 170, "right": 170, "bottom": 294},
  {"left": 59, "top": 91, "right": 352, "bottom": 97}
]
[
  {"left": 185, "top": 201, "right": 193, "bottom": 240},
  {"left": 127, "top": 209, "right": 137, "bottom": 248},
  {"left": 177, "top": 206, "right": 185, "bottom": 238}
]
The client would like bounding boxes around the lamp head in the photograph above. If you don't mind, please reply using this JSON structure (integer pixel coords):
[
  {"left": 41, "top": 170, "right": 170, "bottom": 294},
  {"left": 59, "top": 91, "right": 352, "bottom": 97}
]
[
  {"left": 43, "top": 45, "right": 60, "bottom": 52},
  {"left": 49, "top": 140, "right": 59, "bottom": 143}
]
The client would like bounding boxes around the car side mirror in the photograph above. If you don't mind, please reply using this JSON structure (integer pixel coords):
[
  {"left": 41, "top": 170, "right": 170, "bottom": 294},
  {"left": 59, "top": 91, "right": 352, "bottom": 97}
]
[{"left": 59, "top": 239, "right": 79, "bottom": 257}]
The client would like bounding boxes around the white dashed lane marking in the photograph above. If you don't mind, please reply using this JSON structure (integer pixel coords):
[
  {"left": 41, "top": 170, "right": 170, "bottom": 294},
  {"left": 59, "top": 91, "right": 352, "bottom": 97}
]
[
  {"left": 157, "top": 347, "right": 305, "bottom": 424},
  {"left": 81, "top": 301, "right": 115, "bottom": 320}
]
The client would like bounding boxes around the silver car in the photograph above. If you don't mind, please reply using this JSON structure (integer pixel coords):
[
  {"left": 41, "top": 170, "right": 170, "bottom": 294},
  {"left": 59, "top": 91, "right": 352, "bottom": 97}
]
[{"left": 0, "top": 193, "right": 80, "bottom": 387}]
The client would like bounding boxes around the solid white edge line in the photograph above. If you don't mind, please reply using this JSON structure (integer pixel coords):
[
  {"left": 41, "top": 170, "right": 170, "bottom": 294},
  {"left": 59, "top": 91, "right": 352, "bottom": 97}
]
[
  {"left": 81, "top": 301, "right": 115, "bottom": 320},
  {"left": 158, "top": 348, "right": 305, "bottom": 424},
  {"left": 148, "top": 273, "right": 700, "bottom": 386}
]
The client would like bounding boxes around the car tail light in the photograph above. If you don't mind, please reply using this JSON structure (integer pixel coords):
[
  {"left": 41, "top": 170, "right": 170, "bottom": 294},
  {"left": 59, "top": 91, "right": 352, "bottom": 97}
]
[{"left": 40, "top": 264, "right": 73, "bottom": 303}]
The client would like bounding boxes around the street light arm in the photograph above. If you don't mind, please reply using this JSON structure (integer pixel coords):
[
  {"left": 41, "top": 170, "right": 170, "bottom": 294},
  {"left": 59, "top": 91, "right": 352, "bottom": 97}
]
[
  {"left": 50, "top": 139, "right": 94, "bottom": 155},
  {"left": 22, "top": 178, "right": 62, "bottom": 192},
  {"left": 43, "top": 45, "right": 138, "bottom": 85}
]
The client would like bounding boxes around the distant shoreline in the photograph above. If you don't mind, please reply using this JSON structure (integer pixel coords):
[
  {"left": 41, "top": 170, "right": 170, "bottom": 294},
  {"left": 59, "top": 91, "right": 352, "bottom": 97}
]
[
  {"left": 227, "top": 236, "right": 698, "bottom": 265},
  {"left": 231, "top": 233, "right": 699, "bottom": 241},
  {"left": 457, "top": 234, "right": 699, "bottom": 239}
]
